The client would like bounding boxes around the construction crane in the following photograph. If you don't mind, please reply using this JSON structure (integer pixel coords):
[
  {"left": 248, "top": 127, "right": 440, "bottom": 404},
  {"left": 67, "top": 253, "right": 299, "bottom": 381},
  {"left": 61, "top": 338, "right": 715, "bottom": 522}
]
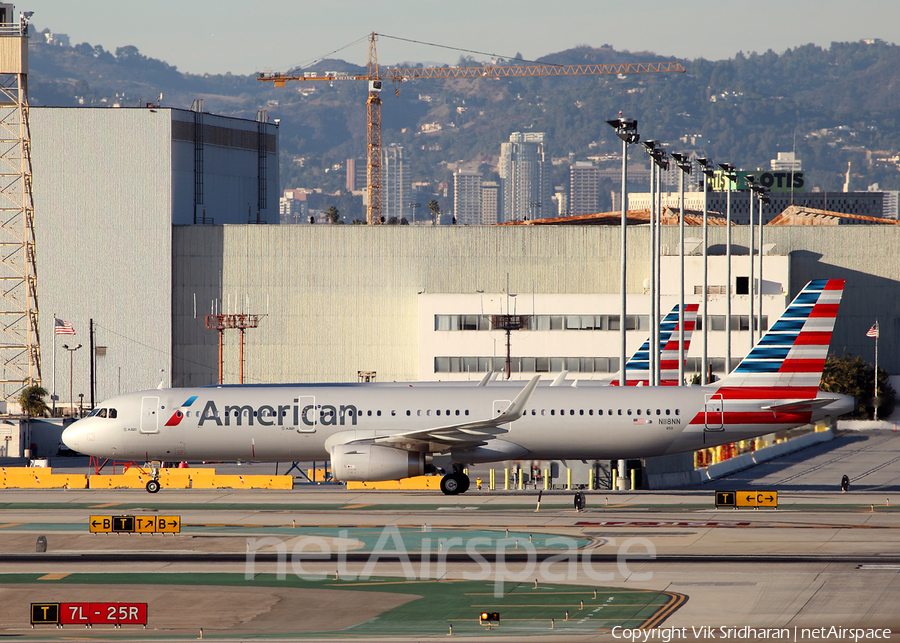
[{"left": 259, "top": 33, "right": 686, "bottom": 225}]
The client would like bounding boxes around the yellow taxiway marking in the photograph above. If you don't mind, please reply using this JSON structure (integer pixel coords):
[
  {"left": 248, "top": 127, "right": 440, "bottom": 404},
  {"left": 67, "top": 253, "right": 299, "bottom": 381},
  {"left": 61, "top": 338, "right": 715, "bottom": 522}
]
[
  {"left": 38, "top": 573, "right": 71, "bottom": 580},
  {"left": 89, "top": 503, "right": 121, "bottom": 508},
  {"left": 342, "top": 504, "right": 374, "bottom": 509},
  {"left": 0, "top": 523, "right": 24, "bottom": 529}
]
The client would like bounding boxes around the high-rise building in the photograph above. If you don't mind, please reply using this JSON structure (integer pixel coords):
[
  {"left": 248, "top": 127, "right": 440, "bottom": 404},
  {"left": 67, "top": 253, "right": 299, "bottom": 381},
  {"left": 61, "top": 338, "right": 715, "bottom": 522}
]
[
  {"left": 346, "top": 158, "right": 366, "bottom": 192},
  {"left": 569, "top": 161, "right": 600, "bottom": 216},
  {"left": 481, "top": 181, "right": 500, "bottom": 224},
  {"left": 453, "top": 168, "right": 482, "bottom": 225},
  {"left": 499, "top": 132, "right": 549, "bottom": 222},
  {"left": 382, "top": 145, "right": 411, "bottom": 222},
  {"left": 770, "top": 152, "right": 802, "bottom": 171}
]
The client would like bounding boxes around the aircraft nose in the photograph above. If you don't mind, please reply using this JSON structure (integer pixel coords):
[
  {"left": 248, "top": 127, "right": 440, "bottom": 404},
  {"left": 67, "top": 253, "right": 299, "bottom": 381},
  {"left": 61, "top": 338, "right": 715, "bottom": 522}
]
[{"left": 61, "top": 422, "right": 86, "bottom": 452}]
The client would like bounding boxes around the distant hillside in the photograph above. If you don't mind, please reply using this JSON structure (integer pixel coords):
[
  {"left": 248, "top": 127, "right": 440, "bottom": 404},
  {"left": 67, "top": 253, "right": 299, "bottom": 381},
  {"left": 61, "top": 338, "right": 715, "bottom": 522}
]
[{"left": 27, "top": 28, "right": 900, "bottom": 197}]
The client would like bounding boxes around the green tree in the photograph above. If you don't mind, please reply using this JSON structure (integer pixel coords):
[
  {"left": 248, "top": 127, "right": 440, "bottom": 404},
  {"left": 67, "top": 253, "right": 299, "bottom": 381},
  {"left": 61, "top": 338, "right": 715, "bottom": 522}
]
[
  {"left": 18, "top": 385, "right": 49, "bottom": 417},
  {"left": 427, "top": 199, "right": 441, "bottom": 225},
  {"left": 820, "top": 353, "right": 895, "bottom": 420},
  {"left": 325, "top": 205, "right": 341, "bottom": 224}
]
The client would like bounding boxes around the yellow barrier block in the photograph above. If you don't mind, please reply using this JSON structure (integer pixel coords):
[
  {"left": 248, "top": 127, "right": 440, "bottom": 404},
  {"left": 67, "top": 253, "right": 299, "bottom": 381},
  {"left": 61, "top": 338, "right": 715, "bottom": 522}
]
[
  {"left": 88, "top": 475, "right": 147, "bottom": 489},
  {"left": 346, "top": 475, "right": 443, "bottom": 490},
  {"left": 7, "top": 474, "right": 87, "bottom": 489}
]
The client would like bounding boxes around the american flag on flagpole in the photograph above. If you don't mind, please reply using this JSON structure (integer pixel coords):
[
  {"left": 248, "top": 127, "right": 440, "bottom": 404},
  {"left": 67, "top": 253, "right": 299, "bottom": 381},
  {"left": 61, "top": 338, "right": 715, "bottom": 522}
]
[
  {"left": 866, "top": 321, "right": 879, "bottom": 338},
  {"left": 54, "top": 318, "right": 76, "bottom": 335}
]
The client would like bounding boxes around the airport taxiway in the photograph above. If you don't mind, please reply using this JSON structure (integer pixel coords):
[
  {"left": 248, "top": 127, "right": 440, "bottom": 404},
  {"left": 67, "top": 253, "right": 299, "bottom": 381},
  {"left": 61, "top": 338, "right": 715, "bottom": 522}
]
[{"left": 1, "top": 429, "right": 899, "bottom": 640}]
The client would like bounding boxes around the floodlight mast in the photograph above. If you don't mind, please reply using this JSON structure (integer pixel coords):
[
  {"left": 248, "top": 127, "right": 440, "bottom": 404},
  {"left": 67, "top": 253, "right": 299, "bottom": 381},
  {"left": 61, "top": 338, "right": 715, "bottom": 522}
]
[
  {"left": 670, "top": 152, "right": 692, "bottom": 385},
  {"left": 606, "top": 117, "right": 639, "bottom": 387},
  {"left": 696, "top": 157, "right": 716, "bottom": 385},
  {"left": 718, "top": 163, "right": 737, "bottom": 374}
]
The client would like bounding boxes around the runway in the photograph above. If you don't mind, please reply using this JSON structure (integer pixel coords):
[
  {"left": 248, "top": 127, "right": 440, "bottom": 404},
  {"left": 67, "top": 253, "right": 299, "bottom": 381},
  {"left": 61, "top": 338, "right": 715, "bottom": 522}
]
[{"left": 1, "top": 429, "right": 900, "bottom": 640}]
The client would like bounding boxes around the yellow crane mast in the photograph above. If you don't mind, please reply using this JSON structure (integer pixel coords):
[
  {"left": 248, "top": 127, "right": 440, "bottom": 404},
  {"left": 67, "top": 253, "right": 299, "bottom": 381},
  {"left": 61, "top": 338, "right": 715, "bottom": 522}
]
[{"left": 259, "top": 33, "right": 686, "bottom": 225}]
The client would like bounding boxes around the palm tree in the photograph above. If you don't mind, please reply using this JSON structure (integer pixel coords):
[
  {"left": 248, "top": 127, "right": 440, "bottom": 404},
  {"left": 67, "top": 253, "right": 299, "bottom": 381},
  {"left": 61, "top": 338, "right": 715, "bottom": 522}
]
[
  {"left": 325, "top": 205, "right": 341, "bottom": 224},
  {"left": 18, "top": 385, "right": 49, "bottom": 417},
  {"left": 427, "top": 199, "right": 441, "bottom": 225}
]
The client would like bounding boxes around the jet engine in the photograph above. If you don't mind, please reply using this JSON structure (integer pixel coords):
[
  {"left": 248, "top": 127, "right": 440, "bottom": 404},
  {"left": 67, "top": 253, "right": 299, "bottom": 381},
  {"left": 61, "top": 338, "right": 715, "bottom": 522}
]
[{"left": 331, "top": 443, "right": 425, "bottom": 482}]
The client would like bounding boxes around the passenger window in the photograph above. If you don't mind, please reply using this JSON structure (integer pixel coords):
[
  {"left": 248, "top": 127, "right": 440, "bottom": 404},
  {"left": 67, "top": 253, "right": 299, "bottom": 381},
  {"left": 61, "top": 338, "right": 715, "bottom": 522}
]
[
  {"left": 675, "top": 409, "right": 680, "bottom": 416},
  {"left": 627, "top": 409, "right": 632, "bottom": 415},
  {"left": 427, "top": 410, "right": 431, "bottom": 416},
  {"left": 637, "top": 409, "right": 642, "bottom": 415},
  {"left": 417, "top": 410, "right": 421, "bottom": 416},
  {"left": 580, "top": 409, "right": 584, "bottom": 415},
  {"left": 588, "top": 409, "right": 593, "bottom": 416},
  {"left": 367, "top": 410, "right": 372, "bottom": 416},
  {"left": 531, "top": 409, "right": 536, "bottom": 415},
  {"left": 446, "top": 410, "right": 450, "bottom": 416},
  {"left": 391, "top": 410, "right": 396, "bottom": 416},
  {"left": 455, "top": 410, "right": 460, "bottom": 416},
  {"left": 656, "top": 409, "right": 661, "bottom": 415},
  {"left": 98, "top": 408, "right": 107, "bottom": 418},
  {"left": 541, "top": 409, "right": 546, "bottom": 416},
  {"left": 437, "top": 410, "right": 441, "bottom": 416},
  {"left": 406, "top": 410, "right": 410, "bottom": 416},
  {"left": 377, "top": 410, "right": 381, "bottom": 417},
  {"left": 551, "top": 409, "right": 555, "bottom": 416},
  {"left": 465, "top": 410, "right": 469, "bottom": 416},
  {"left": 617, "top": 409, "right": 622, "bottom": 415},
  {"left": 570, "top": 410, "right": 574, "bottom": 415},
  {"left": 647, "top": 409, "right": 651, "bottom": 416},
  {"left": 666, "top": 409, "right": 670, "bottom": 415}
]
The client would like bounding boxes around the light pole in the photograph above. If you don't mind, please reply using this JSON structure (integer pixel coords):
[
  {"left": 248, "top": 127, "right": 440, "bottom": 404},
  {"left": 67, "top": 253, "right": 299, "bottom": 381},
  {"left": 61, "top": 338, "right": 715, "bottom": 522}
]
[
  {"left": 62, "top": 344, "right": 82, "bottom": 416},
  {"left": 528, "top": 201, "right": 541, "bottom": 222},
  {"left": 643, "top": 141, "right": 668, "bottom": 385},
  {"left": 606, "top": 115, "right": 639, "bottom": 388},
  {"left": 751, "top": 184, "right": 770, "bottom": 342},
  {"left": 670, "top": 152, "right": 692, "bottom": 385},
  {"left": 697, "top": 158, "right": 715, "bottom": 384},
  {"left": 407, "top": 201, "right": 420, "bottom": 225},
  {"left": 718, "top": 163, "right": 738, "bottom": 374},
  {"left": 641, "top": 140, "right": 658, "bottom": 386},
  {"left": 653, "top": 147, "right": 668, "bottom": 385},
  {"left": 745, "top": 174, "right": 757, "bottom": 348}
]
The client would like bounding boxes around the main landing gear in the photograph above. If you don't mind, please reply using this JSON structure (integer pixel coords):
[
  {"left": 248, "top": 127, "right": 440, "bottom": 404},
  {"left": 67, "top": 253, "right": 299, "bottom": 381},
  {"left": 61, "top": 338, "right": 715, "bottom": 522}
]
[{"left": 440, "top": 471, "right": 470, "bottom": 496}]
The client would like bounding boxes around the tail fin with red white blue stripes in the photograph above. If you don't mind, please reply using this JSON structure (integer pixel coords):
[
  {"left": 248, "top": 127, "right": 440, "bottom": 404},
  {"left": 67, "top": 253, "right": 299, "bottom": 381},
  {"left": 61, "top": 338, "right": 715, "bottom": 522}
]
[
  {"left": 610, "top": 303, "right": 698, "bottom": 386},
  {"left": 716, "top": 279, "right": 844, "bottom": 391}
]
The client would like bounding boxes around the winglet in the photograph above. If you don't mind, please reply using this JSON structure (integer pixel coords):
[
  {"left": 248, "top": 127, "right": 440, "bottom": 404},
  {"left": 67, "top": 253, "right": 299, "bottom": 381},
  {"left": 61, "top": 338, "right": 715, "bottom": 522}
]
[
  {"left": 499, "top": 375, "right": 541, "bottom": 421},
  {"left": 550, "top": 371, "right": 569, "bottom": 387},
  {"left": 477, "top": 371, "right": 493, "bottom": 387}
]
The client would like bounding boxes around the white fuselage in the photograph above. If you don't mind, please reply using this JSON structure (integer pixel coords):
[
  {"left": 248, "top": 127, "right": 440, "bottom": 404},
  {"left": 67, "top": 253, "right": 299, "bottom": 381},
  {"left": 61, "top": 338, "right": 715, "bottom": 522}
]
[{"left": 61, "top": 382, "right": 852, "bottom": 464}]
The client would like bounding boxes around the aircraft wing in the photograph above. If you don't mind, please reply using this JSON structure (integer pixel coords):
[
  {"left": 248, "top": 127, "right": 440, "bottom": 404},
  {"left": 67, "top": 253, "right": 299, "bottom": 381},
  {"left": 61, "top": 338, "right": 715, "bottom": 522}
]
[
  {"left": 369, "top": 375, "right": 541, "bottom": 451},
  {"left": 761, "top": 398, "right": 837, "bottom": 412}
]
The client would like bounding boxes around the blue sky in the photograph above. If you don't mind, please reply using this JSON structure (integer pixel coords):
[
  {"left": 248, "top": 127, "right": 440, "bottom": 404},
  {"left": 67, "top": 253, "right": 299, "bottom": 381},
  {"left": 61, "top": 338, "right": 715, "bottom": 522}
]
[{"left": 23, "top": 0, "right": 900, "bottom": 75}]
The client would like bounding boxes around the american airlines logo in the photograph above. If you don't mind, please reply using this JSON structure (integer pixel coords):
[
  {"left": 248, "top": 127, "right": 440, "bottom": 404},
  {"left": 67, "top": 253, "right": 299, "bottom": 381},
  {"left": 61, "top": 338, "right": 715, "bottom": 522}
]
[{"left": 197, "top": 400, "right": 359, "bottom": 427}]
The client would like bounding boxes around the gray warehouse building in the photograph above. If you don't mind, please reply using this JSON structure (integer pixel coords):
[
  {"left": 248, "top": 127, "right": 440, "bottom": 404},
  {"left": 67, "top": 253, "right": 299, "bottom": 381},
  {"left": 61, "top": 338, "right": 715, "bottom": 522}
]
[{"left": 32, "top": 106, "right": 278, "bottom": 405}]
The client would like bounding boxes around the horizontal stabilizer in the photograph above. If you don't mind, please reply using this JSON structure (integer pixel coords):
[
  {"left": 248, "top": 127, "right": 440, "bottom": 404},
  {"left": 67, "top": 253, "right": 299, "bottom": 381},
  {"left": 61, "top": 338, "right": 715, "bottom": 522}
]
[{"left": 761, "top": 398, "right": 837, "bottom": 412}]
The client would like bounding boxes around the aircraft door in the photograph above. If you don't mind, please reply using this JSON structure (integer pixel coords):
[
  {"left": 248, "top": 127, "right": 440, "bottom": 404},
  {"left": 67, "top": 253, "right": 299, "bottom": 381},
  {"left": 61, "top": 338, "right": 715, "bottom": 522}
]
[
  {"left": 140, "top": 396, "right": 160, "bottom": 434},
  {"left": 493, "top": 399, "right": 512, "bottom": 430},
  {"left": 704, "top": 393, "right": 724, "bottom": 431},
  {"left": 296, "top": 396, "right": 317, "bottom": 430}
]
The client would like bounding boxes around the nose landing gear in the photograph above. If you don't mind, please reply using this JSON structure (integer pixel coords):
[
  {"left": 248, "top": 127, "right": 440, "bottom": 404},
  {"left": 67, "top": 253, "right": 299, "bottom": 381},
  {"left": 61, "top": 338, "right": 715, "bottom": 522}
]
[{"left": 145, "top": 464, "right": 161, "bottom": 493}]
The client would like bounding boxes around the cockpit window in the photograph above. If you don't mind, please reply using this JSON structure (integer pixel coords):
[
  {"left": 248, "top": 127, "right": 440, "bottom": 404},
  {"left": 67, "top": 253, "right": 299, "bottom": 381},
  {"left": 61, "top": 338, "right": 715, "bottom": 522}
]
[
  {"left": 108, "top": 408, "right": 117, "bottom": 419},
  {"left": 86, "top": 408, "right": 100, "bottom": 418},
  {"left": 98, "top": 408, "right": 107, "bottom": 418}
]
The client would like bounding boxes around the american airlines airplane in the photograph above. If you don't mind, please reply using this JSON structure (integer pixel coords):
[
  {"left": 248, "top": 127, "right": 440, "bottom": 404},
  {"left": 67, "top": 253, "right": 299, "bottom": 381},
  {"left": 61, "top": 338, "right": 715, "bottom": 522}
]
[{"left": 61, "top": 281, "right": 852, "bottom": 495}]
